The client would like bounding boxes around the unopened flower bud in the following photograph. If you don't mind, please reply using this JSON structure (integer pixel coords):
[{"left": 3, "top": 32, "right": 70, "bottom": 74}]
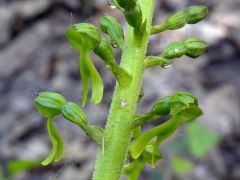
[
  {"left": 124, "top": 4, "right": 143, "bottom": 30},
  {"left": 184, "top": 38, "right": 208, "bottom": 58},
  {"left": 35, "top": 92, "right": 66, "bottom": 118},
  {"left": 164, "top": 11, "right": 187, "bottom": 30},
  {"left": 62, "top": 102, "right": 87, "bottom": 127},
  {"left": 185, "top": 5, "right": 208, "bottom": 24},
  {"left": 162, "top": 41, "right": 186, "bottom": 59}
]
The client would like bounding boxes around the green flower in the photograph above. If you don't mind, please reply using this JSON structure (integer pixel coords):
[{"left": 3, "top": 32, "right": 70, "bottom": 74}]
[{"left": 65, "top": 23, "right": 104, "bottom": 106}]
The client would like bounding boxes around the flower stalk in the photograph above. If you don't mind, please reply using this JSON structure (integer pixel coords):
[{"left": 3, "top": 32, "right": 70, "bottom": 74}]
[{"left": 92, "top": 0, "right": 156, "bottom": 179}]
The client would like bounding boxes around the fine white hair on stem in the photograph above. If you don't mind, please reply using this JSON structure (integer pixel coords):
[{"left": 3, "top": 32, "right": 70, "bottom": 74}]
[{"left": 102, "top": 137, "right": 105, "bottom": 158}]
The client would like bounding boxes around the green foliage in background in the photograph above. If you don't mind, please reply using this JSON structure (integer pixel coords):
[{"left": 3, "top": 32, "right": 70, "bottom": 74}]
[
  {"left": 186, "top": 121, "right": 220, "bottom": 159},
  {"left": 0, "top": 160, "right": 40, "bottom": 179},
  {"left": 167, "top": 121, "right": 220, "bottom": 176},
  {"left": 171, "top": 155, "right": 194, "bottom": 175}
]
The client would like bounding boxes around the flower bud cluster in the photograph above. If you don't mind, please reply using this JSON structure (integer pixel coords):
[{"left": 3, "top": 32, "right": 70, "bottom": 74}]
[
  {"left": 162, "top": 38, "right": 208, "bottom": 59},
  {"left": 164, "top": 5, "right": 208, "bottom": 30},
  {"left": 151, "top": 6, "right": 208, "bottom": 34}
]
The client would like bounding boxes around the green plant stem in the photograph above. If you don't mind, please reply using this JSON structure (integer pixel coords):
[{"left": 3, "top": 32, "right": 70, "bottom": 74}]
[{"left": 92, "top": 1, "right": 156, "bottom": 179}]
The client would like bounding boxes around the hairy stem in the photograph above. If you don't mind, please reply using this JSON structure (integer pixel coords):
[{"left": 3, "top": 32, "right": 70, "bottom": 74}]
[{"left": 92, "top": 1, "right": 156, "bottom": 179}]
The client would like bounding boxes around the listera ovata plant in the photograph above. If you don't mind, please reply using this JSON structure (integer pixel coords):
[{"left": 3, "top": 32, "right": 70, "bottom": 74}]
[{"left": 34, "top": 1, "right": 208, "bottom": 179}]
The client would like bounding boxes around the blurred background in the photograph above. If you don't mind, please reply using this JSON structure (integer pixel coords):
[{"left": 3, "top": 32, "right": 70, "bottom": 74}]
[{"left": 0, "top": 0, "right": 240, "bottom": 179}]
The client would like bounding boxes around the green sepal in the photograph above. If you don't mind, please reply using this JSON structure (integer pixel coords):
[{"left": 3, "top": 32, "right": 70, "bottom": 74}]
[
  {"left": 185, "top": 5, "right": 208, "bottom": 24},
  {"left": 100, "top": 16, "right": 124, "bottom": 49},
  {"left": 61, "top": 102, "right": 88, "bottom": 127},
  {"left": 41, "top": 117, "right": 64, "bottom": 166},
  {"left": 151, "top": 97, "right": 171, "bottom": 116},
  {"left": 72, "top": 23, "right": 101, "bottom": 50},
  {"left": 173, "top": 92, "right": 197, "bottom": 104},
  {"left": 178, "top": 104, "right": 203, "bottom": 123},
  {"left": 64, "top": 29, "right": 82, "bottom": 51},
  {"left": 35, "top": 92, "right": 66, "bottom": 118},
  {"left": 184, "top": 38, "right": 209, "bottom": 58},
  {"left": 164, "top": 11, "right": 187, "bottom": 30},
  {"left": 65, "top": 23, "right": 101, "bottom": 51},
  {"left": 162, "top": 41, "right": 186, "bottom": 59}
]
